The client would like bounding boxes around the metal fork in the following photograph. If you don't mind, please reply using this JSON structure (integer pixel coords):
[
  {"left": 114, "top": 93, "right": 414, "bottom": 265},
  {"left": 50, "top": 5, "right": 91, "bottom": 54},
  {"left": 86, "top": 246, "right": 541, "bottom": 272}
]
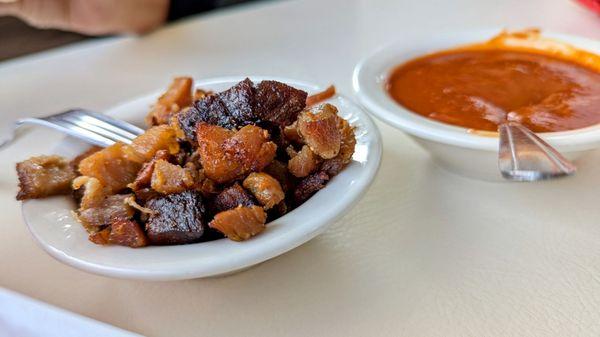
[{"left": 1, "top": 109, "right": 144, "bottom": 148}]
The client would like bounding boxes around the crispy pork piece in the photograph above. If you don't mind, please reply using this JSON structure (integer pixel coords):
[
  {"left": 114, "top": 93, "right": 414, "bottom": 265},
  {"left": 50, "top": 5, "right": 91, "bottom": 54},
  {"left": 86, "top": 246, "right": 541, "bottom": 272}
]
[
  {"left": 108, "top": 219, "right": 148, "bottom": 248},
  {"left": 211, "top": 183, "right": 255, "bottom": 214},
  {"left": 124, "top": 125, "right": 180, "bottom": 163},
  {"left": 77, "top": 194, "right": 135, "bottom": 229},
  {"left": 78, "top": 143, "right": 142, "bottom": 194},
  {"left": 294, "top": 171, "right": 330, "bottom": 206},
  {"left": 177, "top": 79, "right": 307, "bottom": 142},
  {"left": 321, "top": 114, "right": 356, "bottom": 176},
  {"left": 70, "top": 146, "right": 102, "bottom": 173},
  {"left": 254, "top": 80, "right": 307, "bottom": 128},
  {"left": 133, "top": 188, "right": 161, "bottom": 204},
  {"left": 194, "top": 88, "right": 212, "bottom": 101},
  {"left": 263, "top": 160, "right": 294, "bottom": 194},
  {"left": 283, "top": 121, "right": 303, "bottom": 144},
  {"left": 209, "top": 205, "right": 267, "bottom": 242},
  {"left": 145, "top": 77, "right": 193, "bottom": 126},
  {"left": 196, "top": 123, "right": 277, "bottom": 183},
  {"left": 150, "top": 159, "right": 195, "bottom": 194},
  {"left": 243, "top": 172, "right": 285, "bottom": 210},
  {"left": 88, "top": 227, "right": 111, "bottom": 245},
  {"left": 128, "top": 150, "right": 170, "bottom": 191},
  {"left": 16, "top": 155, "right": 77, "bottom": 200},
  {"left": 288, "top": 145, "right": 320, "bottom": 178},
  {"left": 145, "top": 190, "right": 208, "bottom": 245},
  {"left": 177, "top": 78, "right": 256, "bottom": 141},
  {"left": 72, "top": 176, "right": 106, "bottom": 209},
  {"left": 306, "top": 85, "right": 336, "bottom": 107},
  {"left": 297, "top": 104, "right": 342, "bottom": 159}
]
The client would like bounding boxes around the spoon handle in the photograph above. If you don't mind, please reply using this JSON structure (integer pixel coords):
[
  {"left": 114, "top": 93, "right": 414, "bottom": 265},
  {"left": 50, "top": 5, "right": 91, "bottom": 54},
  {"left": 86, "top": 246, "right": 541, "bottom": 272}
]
[{"left": 498, "top": 122, "right": 577, "bottom": 181}]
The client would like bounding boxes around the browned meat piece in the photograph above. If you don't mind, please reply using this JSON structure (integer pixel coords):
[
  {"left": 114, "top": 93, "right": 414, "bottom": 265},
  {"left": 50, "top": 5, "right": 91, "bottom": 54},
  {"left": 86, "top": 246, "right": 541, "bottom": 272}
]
[
  {"left": 243, "top": 172, "right": 285, "bottom": 210},
  {"left": 196, "top": 123, "right": 277, "bottom": 183},
  {"left": 70, "top": 146, "right": 102, "bottom": 173},
  {"left": 146, "top": 77, "right": 194, "bottom": 126},
  {"left": 254, "top": 80, "right": 307, "bottom": 128},
  {"left": 283, "top": 121, "right": 303, "bottom": 144},
  {"left": 16, "top": 155, "right": 77, "bottom": 200},
  {"left": 288, "top": 145, "right": 320, "bottom": 178},
  {"left": 124, "top": 125, "right": 180, "bottom": 163},
  {"left": 177, "top": 78, "right": 256, "bottom": 141},
  {"left": 79, "top": 143, "right": 142, "bottom": 193},
  {"left": 297, "top": 104, "right": 342, "bottom": 159},
  {"left": 321, "top": 115, "right": 356, "bottom": 176},
  {"left": 72, "top": 176, "right": 106, "bottom": 209},
  {"left": 151, "top": 160, "right": 195, "bottom": 194},
  {"left": 108, "top": 219, "right": 148, "bottom": 248},
  {"left": 306, "top": 85, "right": 336, "bottom": 107},
  {"left": 209, "top": 205, "right": 267, "bottom": 242},
  {"left": 133, "top": 188, "right": 161, "bottom": 204},
  {"left": 128, "top": 150, "right": 170, "bottom": 191},
  {"left": 294, "top": 171, "right": 330, "bottom": 206},
  {"left": 88, "top": 227, "right": 111, "bottom": 245},
  {"left": 77, "top": 194, "right": 135, "bottom": 230},
  {"left": 194, "top": 88, "right": 212, "bottom": 101},
  {"left": 177, "top": 79, "right": 307, "bottom": 142},
  {"left": 145, "top": 190, "right": 208, "bottom": 245},
  {"left": 211, "top": 183, "right": 255, "bottom": 214},
  {"left": 263, "top": 160, "right": 294, "bottom": 194}
]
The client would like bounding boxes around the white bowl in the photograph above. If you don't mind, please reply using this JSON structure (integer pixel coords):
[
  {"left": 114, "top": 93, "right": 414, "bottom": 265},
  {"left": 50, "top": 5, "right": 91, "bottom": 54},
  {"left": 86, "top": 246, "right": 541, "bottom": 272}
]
[
  {"left": 353, "top": 29, "right": 600, "bottom": 181},
  {"left": 21, "top": 76, "right": 382, "bottom": 281}
]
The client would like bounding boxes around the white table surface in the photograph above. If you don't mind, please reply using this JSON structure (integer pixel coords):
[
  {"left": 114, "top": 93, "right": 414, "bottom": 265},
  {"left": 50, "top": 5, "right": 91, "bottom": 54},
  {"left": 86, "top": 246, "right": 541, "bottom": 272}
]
[{"left": 1, "top": 0, "right": 600, "bottom": 336}]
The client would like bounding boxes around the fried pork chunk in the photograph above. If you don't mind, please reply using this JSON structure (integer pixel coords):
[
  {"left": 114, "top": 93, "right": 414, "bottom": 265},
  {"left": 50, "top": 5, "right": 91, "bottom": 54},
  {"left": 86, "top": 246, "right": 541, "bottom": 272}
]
[
  {"left": 108, "top": 219, "right": 148, "bottom": 248},
  {"left": 127, "top": 150, "right": 170, "bottom": 191},
  {"left": 150, "top": 160, "right": 195, "bottom": 194},
  {"left": 177, "top": 78, "right": 307, "bottom": 142},
  {"left": 16, "top": 155, "right": 77, "bottom": 200},
  {"left": 209, "top": 205, "right": 267, "bottom": 242},
  {"left": 321, "top": 115, "right": 356, "bottom": 176},
  {"left": 72, "top": 176, "right": 135, "bottom": 231},
  {"left": 196, "top": 123, "right": 277, "bottom": 183},
  {"left": 211, "top": 183, "right": 256, "bottom": 214},
  {"left": 243, "top": 172, "right": 285, "bottom": 210},
  {"left": 294, "top": 171, "right": 330, "bottom": 206},
  {"left": 297, "top": 104, "right": 342, "bottom": 159},
  {"left": 124, "top": 125, "right": 180, "bottom": 163},
  {"left": 145, "top": 190, "right": 208, "bottom": 245},
  {"left": 146, "top": 77, "right": 193, "bottom": 126},
  {"left": 288, "top": 145, "right": 320, "bottom": 178},
  {"left": 78, "top": 143, "right": 142, "bottom": 194}
]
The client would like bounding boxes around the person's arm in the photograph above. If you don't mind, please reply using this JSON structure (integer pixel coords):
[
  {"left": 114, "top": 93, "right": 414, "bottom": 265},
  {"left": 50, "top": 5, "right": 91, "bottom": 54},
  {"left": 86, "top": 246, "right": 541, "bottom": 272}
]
[{"left": 0, "top": 0, "right": 170, "bottom": 35}]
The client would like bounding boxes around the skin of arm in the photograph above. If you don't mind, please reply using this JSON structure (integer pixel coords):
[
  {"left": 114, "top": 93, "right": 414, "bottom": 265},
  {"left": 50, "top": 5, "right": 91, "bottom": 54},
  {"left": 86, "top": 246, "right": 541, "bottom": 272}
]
[{"left": 0, "top": 0, "right": 170, "bottom": 35}]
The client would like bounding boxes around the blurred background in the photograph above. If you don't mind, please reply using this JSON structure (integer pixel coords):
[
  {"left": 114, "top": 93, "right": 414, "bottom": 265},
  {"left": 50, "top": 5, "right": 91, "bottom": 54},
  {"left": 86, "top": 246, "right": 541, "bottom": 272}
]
[{"left": 0, "top": 0, "right": 262, "bottom": 61}]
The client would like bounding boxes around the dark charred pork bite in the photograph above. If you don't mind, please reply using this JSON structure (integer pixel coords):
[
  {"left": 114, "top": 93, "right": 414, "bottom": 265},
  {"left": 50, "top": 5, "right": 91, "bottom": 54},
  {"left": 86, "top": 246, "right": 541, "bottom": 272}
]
[
  {"left": 211, "top": 183, "right": 256, "bottom": 214},
  {"left": 144, "top": 190, "right": 208, "bottom": 245},
  {"left": 294, "top": 171, "right": 330, "bottom": 206},
  {"left": 177, "top": 79, "right": 307, "bottom": 142}
]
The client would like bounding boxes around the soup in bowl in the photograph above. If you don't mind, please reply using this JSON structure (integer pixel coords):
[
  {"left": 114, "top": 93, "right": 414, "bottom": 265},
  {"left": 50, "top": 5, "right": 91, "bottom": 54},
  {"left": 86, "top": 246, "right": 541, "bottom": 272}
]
[{"left": 354, "top": 29, "right": 600, "bottom": 181}]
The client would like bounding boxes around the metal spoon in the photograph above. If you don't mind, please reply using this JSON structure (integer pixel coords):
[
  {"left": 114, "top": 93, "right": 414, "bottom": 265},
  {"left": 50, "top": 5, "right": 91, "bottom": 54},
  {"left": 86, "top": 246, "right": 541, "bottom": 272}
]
[{"left": 498, "top": 122, "right": 577, "bottom": 181}]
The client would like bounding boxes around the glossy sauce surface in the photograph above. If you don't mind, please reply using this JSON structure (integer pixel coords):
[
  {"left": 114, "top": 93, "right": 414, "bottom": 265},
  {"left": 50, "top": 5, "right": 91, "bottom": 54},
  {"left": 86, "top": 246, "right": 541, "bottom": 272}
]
[{"left": 387, "top": 49, "right": 600, "bottom": 132}]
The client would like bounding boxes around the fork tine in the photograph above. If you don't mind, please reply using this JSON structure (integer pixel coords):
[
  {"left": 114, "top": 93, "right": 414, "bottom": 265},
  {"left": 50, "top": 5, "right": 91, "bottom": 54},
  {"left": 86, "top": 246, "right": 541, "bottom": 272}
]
[
  {"left": 18, "top": 118, "right": 117, "bottom": 147},
  {"left": 67, "top": 109, "right": 145, "bottom": 136},
  {"left": 47, "top": 116, "right": 132, "bottom": 144},
  {"left": 56, "top": 114, "right": 138, "bottom": 143}
]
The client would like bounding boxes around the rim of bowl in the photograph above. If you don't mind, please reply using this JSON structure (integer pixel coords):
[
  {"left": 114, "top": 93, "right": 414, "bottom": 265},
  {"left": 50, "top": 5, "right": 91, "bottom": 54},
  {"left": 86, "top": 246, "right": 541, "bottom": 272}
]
[{"left": 352, "top": 28, "right": 600, "bottom": 152}]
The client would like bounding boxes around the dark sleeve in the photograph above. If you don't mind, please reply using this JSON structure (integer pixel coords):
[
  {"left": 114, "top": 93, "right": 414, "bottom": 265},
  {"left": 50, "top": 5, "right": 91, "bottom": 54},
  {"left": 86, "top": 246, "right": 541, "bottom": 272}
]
[{"left": 167, "top": 0, "right": 219, "bottom": 21}]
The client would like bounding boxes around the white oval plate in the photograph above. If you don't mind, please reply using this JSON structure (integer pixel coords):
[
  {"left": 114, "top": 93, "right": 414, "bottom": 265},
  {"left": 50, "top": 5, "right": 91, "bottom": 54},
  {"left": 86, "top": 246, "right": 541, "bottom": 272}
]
[{"left": 22, "top": 77, "right": 382, "bottom": 281}]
